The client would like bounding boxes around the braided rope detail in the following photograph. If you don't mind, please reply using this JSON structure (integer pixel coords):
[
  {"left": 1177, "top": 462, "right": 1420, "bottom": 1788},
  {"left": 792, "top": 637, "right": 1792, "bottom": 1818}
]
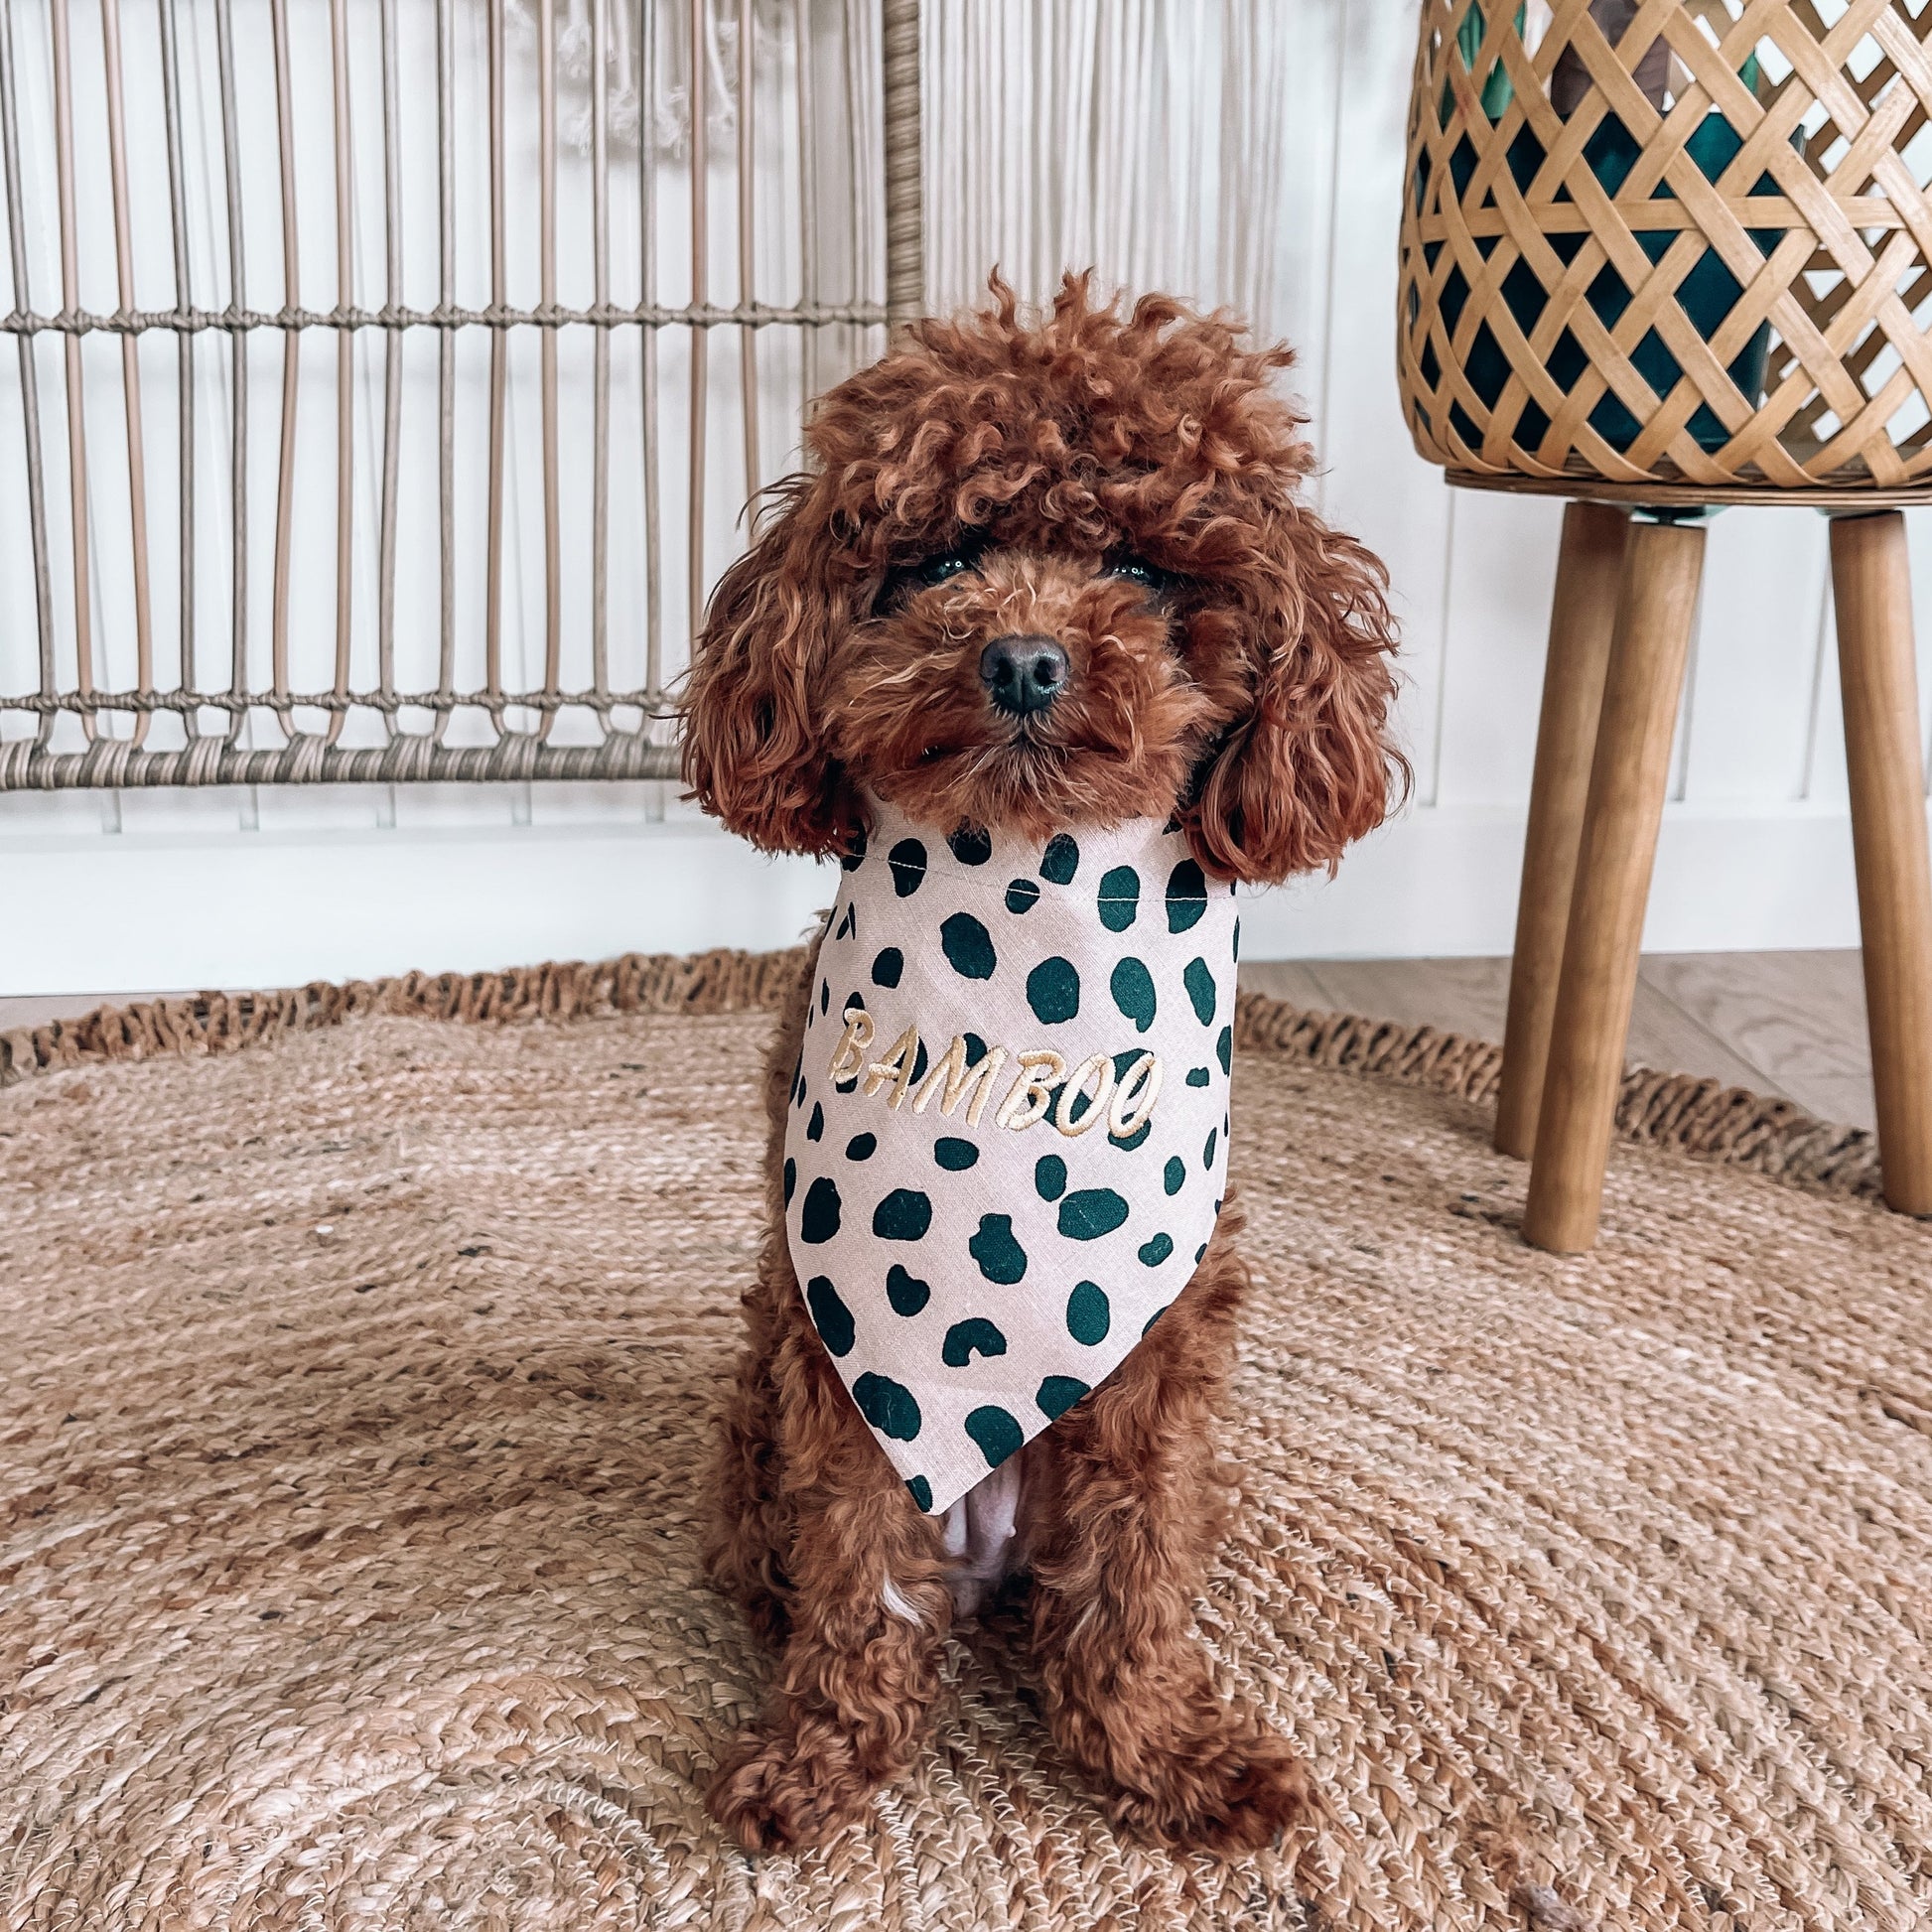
[
  {"left": 0, "top": 948, "right": 811, "bottom": 1090},
  {"left": 1234, "top": 990, "right": 1882, "bottom": 1202}
]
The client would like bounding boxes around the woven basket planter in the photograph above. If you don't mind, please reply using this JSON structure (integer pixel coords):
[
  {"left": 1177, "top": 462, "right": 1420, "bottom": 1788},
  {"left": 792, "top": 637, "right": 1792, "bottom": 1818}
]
[{"left": 1398, "top": 0, "right": 1932, "bottom": 493}]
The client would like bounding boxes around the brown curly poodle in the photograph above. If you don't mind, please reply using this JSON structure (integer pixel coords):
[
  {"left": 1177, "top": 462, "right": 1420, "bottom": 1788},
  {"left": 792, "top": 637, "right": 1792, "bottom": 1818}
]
[{"left": 682, "top": 274, "right": 1402, "bottom": 1855}]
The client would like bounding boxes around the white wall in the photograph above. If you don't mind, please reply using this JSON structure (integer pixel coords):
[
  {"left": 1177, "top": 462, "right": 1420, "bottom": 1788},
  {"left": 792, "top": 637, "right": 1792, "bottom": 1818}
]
[{"left": 4, "top": 0, "right": 1930, "bottom": 996}]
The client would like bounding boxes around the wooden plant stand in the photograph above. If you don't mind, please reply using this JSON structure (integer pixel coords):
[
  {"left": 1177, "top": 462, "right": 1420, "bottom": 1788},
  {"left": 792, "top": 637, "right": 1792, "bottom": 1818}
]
[{"left": 1399, "top": 1, "right": 1932, "bottom": 1249}]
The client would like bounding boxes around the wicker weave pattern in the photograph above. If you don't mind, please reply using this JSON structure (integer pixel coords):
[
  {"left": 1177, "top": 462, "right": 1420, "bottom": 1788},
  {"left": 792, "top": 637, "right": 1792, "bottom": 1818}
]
[
  {"left": 0, "top": 3, "right": 923, "bottom": 793},
  {"left": 1399, "top": 0, "right": 1932, "bottom": 490}
]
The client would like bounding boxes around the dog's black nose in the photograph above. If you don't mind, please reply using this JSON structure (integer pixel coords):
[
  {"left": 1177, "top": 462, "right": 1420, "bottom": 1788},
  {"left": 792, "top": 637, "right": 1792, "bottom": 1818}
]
[{"left": 979, "top": 635, "right": 1068, "bottom": 717}]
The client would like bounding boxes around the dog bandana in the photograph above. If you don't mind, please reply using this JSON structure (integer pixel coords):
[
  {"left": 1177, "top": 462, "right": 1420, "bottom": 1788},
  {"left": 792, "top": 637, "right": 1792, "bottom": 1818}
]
[{"left": 783, "top": 797, "right": 1239, "bottom": 1516}]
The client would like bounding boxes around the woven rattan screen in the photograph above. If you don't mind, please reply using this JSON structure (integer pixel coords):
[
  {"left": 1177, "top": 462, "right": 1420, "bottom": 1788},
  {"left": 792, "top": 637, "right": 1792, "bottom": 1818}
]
[
  {"left": 0, "top": 0, "right": 919, "bottom": 791},
  {"left": 1399, "top": 0, "right": 1932, "bottom": 493}
]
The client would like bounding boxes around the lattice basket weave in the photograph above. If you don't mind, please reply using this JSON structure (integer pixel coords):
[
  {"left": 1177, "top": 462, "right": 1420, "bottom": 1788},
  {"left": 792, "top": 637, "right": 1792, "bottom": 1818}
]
[{"left": 1399, "top": 0, "right": 1932, "bottom": 493}]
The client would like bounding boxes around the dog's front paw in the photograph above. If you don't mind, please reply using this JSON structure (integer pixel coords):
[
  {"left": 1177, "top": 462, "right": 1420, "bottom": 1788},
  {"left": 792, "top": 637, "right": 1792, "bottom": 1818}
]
[
  {"left": 1109, "top": 1724, "right": 1311, "bottom": 1854},
  {"left": 707, "top": 1720, "right": 878, "bottom": 1854}
]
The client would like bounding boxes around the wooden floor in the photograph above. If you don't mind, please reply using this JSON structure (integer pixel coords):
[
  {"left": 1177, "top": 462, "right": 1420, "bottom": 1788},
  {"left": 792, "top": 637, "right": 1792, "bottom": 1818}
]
[
  {"left": 1, "top": 951, "right": 1878, "bottom": 1132},
  {"left": 1240, "top": 951, "right": 1876, "bottom": 1133}
]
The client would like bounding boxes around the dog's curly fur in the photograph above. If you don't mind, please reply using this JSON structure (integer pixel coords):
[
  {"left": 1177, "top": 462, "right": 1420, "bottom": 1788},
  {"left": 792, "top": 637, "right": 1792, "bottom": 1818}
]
[{"left": 683, "top": 275, "right": 1402, "bottom": 1855}]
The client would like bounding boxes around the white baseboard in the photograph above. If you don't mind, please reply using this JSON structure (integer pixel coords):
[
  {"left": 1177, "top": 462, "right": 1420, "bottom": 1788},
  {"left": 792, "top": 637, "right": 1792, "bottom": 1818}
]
[
  {"left": 0, "top": 798, "right": 1894, "bottom": 996},
  {"left": 6, "top": 821, "right": 838, "bottom": 996}
]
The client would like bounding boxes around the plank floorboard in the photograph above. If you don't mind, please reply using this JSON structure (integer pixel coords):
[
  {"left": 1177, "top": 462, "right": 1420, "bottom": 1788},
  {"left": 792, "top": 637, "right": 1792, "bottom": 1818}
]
[
  {"left": 1232, "top": 961, "right": 1335, "bottom": 1013},
  {"left": 1639, "top": 951, "right": 1875, "bottom": 1130},
  {"left": 1303, "top": 956, "right": 1512, "bottom": 1043},
  {"left": 1237, "top": 949, "right": 1874, "bottom": 1131},
  {"left": 1625, "top": 977, "right": 1784, "bottom": 1104}
]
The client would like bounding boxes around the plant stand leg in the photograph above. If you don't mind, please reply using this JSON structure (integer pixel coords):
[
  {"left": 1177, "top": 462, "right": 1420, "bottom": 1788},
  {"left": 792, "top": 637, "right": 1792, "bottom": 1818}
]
[
  {"left": 1830, "top": 509, "right": 1932, "bottom": 1216},
  {"left": 1523, "top": 516, "right": 1706, "bottom": 1254},
  {"left": 1496, "top": 501, "right": 1630, "bottom": 1159}
]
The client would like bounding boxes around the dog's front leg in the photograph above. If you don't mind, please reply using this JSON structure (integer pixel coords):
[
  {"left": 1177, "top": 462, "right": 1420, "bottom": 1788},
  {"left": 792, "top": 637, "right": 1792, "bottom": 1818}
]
[
  {"left": 1023, "top": 1240, "right": 1311, "bottom": 1852},
  {"left": 708, "top": 1335, "right": 953, "bottom": 1854}
]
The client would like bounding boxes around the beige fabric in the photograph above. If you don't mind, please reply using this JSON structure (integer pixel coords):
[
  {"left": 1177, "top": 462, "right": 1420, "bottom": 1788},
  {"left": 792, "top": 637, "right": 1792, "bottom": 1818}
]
[{"left": 2, "top": 952, "right": 1928, "bottom": 1930}]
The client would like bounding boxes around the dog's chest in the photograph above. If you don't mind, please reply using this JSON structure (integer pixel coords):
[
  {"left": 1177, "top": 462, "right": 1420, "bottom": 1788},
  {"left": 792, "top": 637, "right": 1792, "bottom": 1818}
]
[{"left": 784, "top": 800, "right": 1240, "bottom": 1520}]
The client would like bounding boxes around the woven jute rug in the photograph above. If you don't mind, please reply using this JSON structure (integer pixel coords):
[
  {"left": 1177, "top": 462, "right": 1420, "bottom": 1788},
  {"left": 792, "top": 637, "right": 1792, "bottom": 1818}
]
[{"left": 2, "top": 952, "right": 1928, "bottom": 1931}]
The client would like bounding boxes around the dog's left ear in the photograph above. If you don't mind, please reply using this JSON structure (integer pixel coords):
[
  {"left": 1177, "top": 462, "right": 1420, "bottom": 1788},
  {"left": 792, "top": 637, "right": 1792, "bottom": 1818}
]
[
  {"left": 680, "top": 479, "right": 861, "bottom": 857},
  {"left": 1184, "top": 506, "right": 1405, "bottom": 885}
]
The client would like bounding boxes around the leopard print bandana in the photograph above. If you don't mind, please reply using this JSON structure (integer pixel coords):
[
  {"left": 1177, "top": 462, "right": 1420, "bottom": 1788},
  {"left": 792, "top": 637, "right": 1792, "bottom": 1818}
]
[{"left": 783, "top": 798, "right": 1239, "bottom": 1516}]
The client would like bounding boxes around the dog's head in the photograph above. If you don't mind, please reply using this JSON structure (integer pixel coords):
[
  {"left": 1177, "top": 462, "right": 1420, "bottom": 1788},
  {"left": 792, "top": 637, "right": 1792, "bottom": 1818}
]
[{"left": 682, "top": 275, "right": 1404, "bottom": 882}]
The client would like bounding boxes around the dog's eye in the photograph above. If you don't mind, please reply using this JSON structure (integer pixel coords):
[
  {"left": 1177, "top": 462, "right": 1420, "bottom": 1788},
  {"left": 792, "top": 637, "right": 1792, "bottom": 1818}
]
[
  {"left": 1104, "top": 555, "right": 1170, "bottom": 593},
  {"left": 872, "top": 539, "right": 988, "bottom": 617},
  {"left": 915, "top": 551, "right": 980, "bottom": 588}
]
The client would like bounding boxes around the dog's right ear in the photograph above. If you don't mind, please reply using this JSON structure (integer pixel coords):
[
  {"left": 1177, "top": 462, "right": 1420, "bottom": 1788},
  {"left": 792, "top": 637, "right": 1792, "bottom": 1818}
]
[{"left": 680, "top": 479, "right": 860, "bottom": 857}]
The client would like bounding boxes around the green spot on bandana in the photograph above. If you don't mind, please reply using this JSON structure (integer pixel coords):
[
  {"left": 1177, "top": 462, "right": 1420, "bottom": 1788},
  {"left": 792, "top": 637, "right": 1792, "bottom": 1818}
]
[
  {"left": 1027, "top": 956, "right": 1080, "bottom": 1025},
  {"left": 964, "top": 1404, "right": 1023, "bottom": 1468},
  {"left": 854, "top": 1372, "right": 921, "bottom": 1441},
  {"left": 799, "top": 1175, "right": 840, "bottom": 1243},
  {"left": 1166, "top": 858, "right": 1207, "bottom": 931},
  {"left": 1035, "top": 1154, "right": 1067, "bottom": 1200},
  {"left": 968, "top": 1213, "right": 1028, "bottom": 1284},
  {"left": 871, "top": 946, "right": 903, "bottom": 988},
  {"left": 1183, "top": 956, "right": 1216, "bottom": 1026},
  {"left": 942, "top": 1316, "right": 1008, "bottom": 1367},
  {"left": 1005, "top": 878, "right": 1040, "bottom": 914},
  {"left": 1097, "top": 864, "right": 1140, "bottom": 932},
  {"left": 1066, "top": 1281, "right": 1111, "bottom": 1345},
  {"left": 887, "top": 838, "right": 927, "bottom": 897},
  {"left": 1185, "top": 1065, "right": 1211, "bottom": 1087},
  {"left": 1057, "top": 1188, "right": 1129, "bottom": 1240},
  {"left": 805, "top": 1276, "right": 854, "bottom": 1356},
  {"left": 873, "top": 1188, "right": 933, "bottom": 1241},
  {"left": 940, "top": 912, "right": 997, "bottom": 980},
  {"left": 934, "top": 1137, "right": 979, "bottom": 1171},
  {"left": 1110, "top": 957, "right": 1157, "bottom": 1034},
  {"left": 1203, "top": 1127, "right": 1218, "bottom": 1171},
  {"left": 1217, "top": 1024, "right": 1233, "bottom": 1075},
  {"left": 782, "top": 1158, "right": 796, "bottom": 1204},
  {"left": 845, "top": 1133, "right": 877, "bottom": 1162},
  {"left": 1035, "top": 1375, "right": 1089, "bottom": 1421},
  {"left": 906, "top": 1475, "right": 932, "bottom": 1511},
  {"left": 947, "top": 824, "right": 992, "bottom": 866},
  {"left": 1038, "top": 834, "right": 1080, "bottom": 885},
  {"left": 886, "top": 1263, "right": 930, "bottom": 1316},
  {"left": 1138, "top": 1232, "right": 1174, "bottom": 1266},
  {"left": 1163, "top": 1156, "right": 1185, "bottom": 1195}
]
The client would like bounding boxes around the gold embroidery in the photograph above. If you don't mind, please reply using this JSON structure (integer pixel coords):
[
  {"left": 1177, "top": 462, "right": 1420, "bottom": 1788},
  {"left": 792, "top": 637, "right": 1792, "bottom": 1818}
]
[
  {"left": 1107, "top": 1052, "right": 1162, "bottom": 1137},
  {"left": 828, "top": 1008, "right": 1173, "bottom": 1139},
  {"left": 912, "top": 1035, "right": 1011, "bottom": 1128},
  {"left": 828, "top": 1007, "right": 876, "bottom": 1083},
  {"left": 864, "top": 1026, "right": 922, "bottom": 1110},
  {"left": 995, "top": 1049, "right": 1067, "bottom": 1131},
  {"left": 1052, "top": 1052, "right": 1116, "bottom": 1137}
]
